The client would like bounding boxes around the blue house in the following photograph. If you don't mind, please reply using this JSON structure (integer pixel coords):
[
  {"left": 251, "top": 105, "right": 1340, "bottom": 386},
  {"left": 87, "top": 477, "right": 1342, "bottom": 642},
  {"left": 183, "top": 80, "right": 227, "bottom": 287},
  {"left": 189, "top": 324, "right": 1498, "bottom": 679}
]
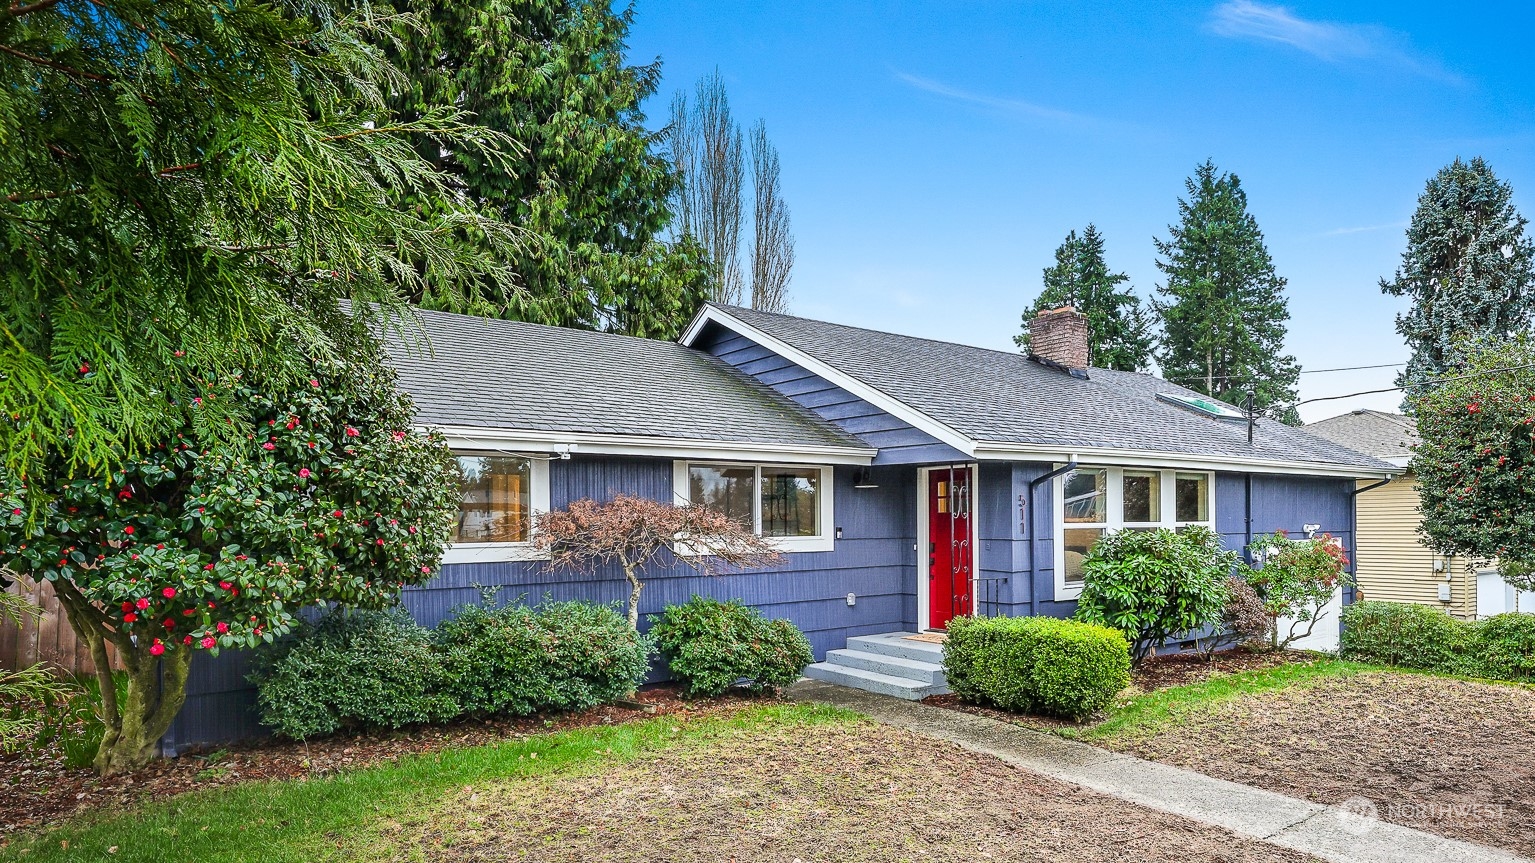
[{"left": 164, "top": 304, "right": 1397, "bottom": 750}]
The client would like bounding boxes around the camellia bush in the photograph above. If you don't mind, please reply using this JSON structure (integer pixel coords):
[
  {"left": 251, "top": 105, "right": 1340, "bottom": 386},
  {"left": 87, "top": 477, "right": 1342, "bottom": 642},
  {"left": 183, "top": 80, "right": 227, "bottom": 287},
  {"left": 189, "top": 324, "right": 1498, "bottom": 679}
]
[
  {"left": 1073, "top": 526, "right": 1237, "bottom": 665},
  {"left": 1246, "top": 531, "right": 1350, "bottom": 650},
  {"left": 1413, "top": 335, "right": 1535, "bottom": 587},
  {"left": 0, "top": 342, "right": 460, "bottom": 774}
]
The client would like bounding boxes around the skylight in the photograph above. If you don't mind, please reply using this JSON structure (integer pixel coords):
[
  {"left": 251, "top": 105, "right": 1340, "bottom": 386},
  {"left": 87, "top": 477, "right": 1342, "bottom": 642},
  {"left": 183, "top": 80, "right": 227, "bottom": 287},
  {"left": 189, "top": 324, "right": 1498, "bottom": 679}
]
[{"left": 1157, "top": 392, "right": 1248, "bottom": 422}]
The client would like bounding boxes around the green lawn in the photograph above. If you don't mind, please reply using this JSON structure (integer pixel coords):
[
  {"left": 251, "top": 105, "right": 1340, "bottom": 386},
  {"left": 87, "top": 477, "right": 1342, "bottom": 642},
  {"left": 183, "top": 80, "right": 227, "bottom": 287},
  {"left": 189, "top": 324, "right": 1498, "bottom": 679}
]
[{"left": 2, "top": 703, "right": 853, "bottom": 863}]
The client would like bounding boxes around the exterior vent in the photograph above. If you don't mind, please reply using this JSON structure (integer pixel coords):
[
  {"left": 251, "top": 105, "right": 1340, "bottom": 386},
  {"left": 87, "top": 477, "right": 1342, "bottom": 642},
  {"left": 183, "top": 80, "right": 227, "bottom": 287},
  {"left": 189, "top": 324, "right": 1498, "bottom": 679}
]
[{"left": 1157, "top": 392, "right": 1247, "bottom": 422}]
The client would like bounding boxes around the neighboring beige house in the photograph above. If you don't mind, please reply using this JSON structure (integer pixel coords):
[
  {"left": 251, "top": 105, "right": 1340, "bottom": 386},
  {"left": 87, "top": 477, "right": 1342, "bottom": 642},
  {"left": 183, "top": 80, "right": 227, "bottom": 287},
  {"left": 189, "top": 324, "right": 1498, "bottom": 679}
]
[{"left": 1309, "top": 409, "right": 1533, "bottom": 619}]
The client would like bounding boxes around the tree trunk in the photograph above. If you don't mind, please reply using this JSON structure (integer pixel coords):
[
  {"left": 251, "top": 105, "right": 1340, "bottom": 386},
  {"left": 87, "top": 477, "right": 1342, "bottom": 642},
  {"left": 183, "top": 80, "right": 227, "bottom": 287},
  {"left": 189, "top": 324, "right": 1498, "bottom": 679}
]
[
  {"left": 47, "top": 575, "right": 195, "bottom": 775},
  {"left": 95, "top": 644, "right": 192, "bottom": 775},
  {"left": 622, "top": 563, "right": 643, "bottom": 630}
]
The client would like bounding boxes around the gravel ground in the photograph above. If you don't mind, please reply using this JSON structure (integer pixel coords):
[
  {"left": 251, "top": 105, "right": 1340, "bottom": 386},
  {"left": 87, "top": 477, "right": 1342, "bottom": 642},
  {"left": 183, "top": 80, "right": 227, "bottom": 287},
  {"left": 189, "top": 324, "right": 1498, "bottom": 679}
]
[
  {"left": 380, "top": 716, "right": 1321, "bottom": 862},
  {"left": 1099, "top": 671, "right": 1535, "bottom": 856}
]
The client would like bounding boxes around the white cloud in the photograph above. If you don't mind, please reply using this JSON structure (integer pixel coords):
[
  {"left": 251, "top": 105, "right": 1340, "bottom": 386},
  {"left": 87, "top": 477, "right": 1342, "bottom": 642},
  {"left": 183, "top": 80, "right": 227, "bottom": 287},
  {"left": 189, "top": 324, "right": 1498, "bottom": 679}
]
[
  {"left": 893, "top": 72, "right": 1102, "bottom": 127},
  {"left": 1208, "top": 1, "right": 1459, "bottom": 82}
]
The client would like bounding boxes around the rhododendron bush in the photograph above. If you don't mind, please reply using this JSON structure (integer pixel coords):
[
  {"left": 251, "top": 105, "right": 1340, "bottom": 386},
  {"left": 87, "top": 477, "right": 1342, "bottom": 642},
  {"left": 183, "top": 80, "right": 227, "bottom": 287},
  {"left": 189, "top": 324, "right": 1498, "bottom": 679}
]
[
  {"left": 0, "top": 345, "right": 459, "bottom": 774},
  {"left": 1413, "top": 335, "right": 1535, "bottom": 587}
]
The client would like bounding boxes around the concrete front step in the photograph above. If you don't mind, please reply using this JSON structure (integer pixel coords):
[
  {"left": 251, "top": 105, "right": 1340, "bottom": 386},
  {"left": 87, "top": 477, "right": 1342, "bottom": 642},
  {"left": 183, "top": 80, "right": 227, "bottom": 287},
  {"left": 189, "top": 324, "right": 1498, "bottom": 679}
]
[
  {"left": 844, "top": 632, "right": 946, "bottom": 664},
  {"left": 824, "top": 648, "right": 947, "bottom": 687},
  {"left": 801, "top": 662, "right": 944, "bottom": 700}
]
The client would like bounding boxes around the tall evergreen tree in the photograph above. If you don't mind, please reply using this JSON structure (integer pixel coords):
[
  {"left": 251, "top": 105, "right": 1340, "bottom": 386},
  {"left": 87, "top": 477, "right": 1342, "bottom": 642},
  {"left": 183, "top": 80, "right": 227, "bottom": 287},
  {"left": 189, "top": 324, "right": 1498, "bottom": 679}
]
[
  {"left": 1153, "top": 161, "right": 1300, "bottom": 423},
  {"left": 389, "top": 0, "right": 710, "bottom": 338},
  {"left": 0, "top": 0, "right": 519, "bottom": 480},
  {"left": 1381, "top": 157, "right": 1535, "bottom": 405},
  {"left": 1014, "top": 225, "right": 1153, "bottom": 371}
]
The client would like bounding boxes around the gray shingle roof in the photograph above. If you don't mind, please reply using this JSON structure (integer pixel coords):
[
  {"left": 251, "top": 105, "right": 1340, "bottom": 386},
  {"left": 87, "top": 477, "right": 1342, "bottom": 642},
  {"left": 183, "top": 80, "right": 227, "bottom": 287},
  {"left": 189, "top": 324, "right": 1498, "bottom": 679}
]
[
  {"left": 380, "top": 307, "right": 868, "bottom": 452},
  {"left": 1305, "top": 410, "right": 1417, "bottom": 463},
  {"left": 710, "top": 304, "right": 1396, "bottom": 471}
]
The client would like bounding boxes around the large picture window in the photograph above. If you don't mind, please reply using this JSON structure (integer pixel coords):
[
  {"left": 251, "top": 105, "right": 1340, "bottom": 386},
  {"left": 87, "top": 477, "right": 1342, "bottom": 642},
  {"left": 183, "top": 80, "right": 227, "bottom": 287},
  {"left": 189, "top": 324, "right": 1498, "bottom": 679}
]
[
  {"left": 1055, "top": 466, "right": 1215, "bottom": 598},
  {"left": 676, "top": 462, "right": 834, "bottom": 552},
  {"left": 443, "top": 453, "right": 551, "bottom": 563}
]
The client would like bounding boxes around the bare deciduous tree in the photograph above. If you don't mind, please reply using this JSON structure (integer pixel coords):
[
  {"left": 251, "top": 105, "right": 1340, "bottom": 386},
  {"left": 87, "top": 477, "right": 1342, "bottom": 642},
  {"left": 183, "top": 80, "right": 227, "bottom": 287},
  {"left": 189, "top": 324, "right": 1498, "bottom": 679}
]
[
  {"left": 534, "top": 494, "right": 781, "bottom": 628},
  {"left": 670, "top": 71, "right": 745, "bottom": 304},
  {"left": 749, "top": 120, "right": 794, "bottom": 313},
  {"left": 670, "top": 71, "right": 794, "bottom": 311}
]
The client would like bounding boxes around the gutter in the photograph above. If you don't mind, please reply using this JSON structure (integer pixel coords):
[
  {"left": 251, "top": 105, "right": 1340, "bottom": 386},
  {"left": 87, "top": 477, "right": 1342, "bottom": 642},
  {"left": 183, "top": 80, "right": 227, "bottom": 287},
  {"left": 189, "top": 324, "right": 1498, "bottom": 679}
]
[{"left": 1025, "top": 457, "right": 1079, "bottom": 609}]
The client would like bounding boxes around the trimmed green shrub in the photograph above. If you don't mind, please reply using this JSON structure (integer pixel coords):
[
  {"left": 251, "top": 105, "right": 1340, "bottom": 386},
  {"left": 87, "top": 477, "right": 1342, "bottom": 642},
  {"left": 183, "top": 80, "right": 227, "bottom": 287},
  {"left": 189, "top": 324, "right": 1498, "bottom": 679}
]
[
  {"left": 250, "top": 608, "right": 458, "bottom": 740},
  {"left": 648, "top": 596, "right": 813, "bottom": 697},
  {"left": 1339, "top": 601, "right": 1474, "bottom": 672},
  {"left": 1074, "top": 526, "right": 1238, "bottom": 665},
  {"left": 1468, "top": 613, "right": 1535, "bottom": 682},
  {"left": 437, "top": 600, "right": 650, "bottom": 715},
  {"left": 944, "top": 615, "right": 1131, "bottom": 720}
]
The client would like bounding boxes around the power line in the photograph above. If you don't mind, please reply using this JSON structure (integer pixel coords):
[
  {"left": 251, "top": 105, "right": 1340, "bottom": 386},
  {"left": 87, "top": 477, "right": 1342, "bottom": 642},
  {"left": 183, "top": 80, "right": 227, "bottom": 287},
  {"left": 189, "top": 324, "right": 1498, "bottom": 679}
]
[
  {"left": 1160, "top": 361, "right": 1405, "bottom": 386},
  {"left": 1294, "top": 363, "right": 1535, "bottom": 408}
]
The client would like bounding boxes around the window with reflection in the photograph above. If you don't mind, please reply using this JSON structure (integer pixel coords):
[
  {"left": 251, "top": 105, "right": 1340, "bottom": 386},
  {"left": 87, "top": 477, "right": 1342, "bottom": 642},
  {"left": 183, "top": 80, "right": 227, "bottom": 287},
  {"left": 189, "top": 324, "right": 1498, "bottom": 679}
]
[{"left": 456, "top": 456, "right": 531, "bottom": 543}]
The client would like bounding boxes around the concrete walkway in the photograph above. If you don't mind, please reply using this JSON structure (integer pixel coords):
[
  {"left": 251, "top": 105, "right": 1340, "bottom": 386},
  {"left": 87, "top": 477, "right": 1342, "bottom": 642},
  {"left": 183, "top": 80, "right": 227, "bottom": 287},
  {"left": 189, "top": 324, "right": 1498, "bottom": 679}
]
[{"left": 790, "top": 679, "right": 1527, "bottom": 863}]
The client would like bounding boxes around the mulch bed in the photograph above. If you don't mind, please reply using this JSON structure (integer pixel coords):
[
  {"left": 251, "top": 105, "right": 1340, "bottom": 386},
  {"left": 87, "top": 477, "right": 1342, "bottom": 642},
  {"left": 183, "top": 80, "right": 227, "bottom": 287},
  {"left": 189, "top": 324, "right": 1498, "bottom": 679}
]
[
  {"left": 0, "top": 684, "right": 753, "bottom": 841},
  {"left": 924, "top": 647, "right": 1308, "bottom": 731},
  {"left": 380, "top": 716, "right": 1319, "bottom": 862},
  {"left": 1101, "top": 671, "right": 1535, "bottom": 857}
]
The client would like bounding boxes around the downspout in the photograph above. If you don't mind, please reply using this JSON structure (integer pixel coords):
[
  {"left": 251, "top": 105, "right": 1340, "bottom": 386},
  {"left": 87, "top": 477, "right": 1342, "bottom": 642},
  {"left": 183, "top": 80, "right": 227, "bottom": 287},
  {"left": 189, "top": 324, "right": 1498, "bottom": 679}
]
[
  {"left": 1026, "top": 457, "right": 1078, "bottom": 610},
  {"left": 1244, "top": 475, "right": 1253, "bottom": 565},
  {"left": 1344, "top": 475, "right": 1394, "bottom": 607}
]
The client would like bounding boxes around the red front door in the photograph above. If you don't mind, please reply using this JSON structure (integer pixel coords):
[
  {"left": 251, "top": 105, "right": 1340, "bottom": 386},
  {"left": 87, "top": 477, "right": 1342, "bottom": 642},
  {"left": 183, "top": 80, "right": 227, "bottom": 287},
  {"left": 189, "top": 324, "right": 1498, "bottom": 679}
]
[{"left": 927, "top": 466, "right": 973, "bottom": 629}]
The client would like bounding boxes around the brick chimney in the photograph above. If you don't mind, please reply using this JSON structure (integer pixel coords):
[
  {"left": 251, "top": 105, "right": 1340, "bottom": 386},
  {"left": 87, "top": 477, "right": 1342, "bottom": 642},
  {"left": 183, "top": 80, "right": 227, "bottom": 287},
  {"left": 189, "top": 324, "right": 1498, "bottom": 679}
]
[{"left": 1029, "top": 306, "right": 1090, "bottom": 370}]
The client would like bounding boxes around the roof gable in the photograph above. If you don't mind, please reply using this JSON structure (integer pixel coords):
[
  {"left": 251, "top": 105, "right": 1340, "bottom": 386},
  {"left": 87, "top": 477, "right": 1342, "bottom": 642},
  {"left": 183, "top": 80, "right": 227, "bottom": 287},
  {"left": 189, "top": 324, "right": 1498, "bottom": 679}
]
[{"left": 1305, "top": 410, "right": 1417, "bottom": 465}]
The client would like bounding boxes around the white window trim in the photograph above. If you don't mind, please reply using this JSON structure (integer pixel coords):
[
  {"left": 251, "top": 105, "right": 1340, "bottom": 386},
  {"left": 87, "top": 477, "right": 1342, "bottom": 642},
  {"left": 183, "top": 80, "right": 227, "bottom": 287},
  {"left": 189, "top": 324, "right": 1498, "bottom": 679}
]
[
  {"left": 1053, "top": 466, "right": 1215, "bottom": 600},
  {"left": 673, "top": 460, "right": 836, "bottom": 553},
  {"left": 441, "top": 452, "right": 551, "bottom": 564}
]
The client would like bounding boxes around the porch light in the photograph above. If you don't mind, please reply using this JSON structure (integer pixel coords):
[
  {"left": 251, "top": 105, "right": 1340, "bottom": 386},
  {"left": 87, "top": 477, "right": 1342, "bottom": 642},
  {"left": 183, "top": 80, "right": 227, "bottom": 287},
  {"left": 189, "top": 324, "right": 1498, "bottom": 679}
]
[{"left": 853, "top": 467, "right": 879, "bottom": 489}]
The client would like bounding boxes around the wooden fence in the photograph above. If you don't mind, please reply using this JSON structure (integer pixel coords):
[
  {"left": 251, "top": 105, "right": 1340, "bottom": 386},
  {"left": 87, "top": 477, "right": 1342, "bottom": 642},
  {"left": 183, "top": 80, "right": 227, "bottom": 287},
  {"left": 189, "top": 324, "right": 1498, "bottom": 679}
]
[{"left": 1, "top": 577, "right": 115, "bottom": 675}]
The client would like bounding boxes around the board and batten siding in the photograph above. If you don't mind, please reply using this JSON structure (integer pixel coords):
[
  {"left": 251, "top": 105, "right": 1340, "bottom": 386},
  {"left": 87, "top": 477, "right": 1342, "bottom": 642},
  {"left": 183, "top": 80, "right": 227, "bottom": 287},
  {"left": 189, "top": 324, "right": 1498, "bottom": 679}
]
[
  {"left": 1352, "top": 475, "right": 1469, "bottom": 617},
  {"left": 163, "top": 454, "right": 918, "bottom": 755},
  {"left": 692, "top": 322, "right": 971, "bottom": 465}
]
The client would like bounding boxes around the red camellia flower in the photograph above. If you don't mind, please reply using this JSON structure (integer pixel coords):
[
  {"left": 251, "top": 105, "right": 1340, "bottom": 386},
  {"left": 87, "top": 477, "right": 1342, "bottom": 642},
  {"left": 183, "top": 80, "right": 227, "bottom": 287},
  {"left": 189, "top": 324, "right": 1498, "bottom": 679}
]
[
  {"left": 122, "top": 612, "right": 138, "bottom": 623},
  {"left": 162, "top": 587, "right": 177, "bottom": 599},
  {"left": 135, "top": 597, "right": 150, "bottom": 610},
  {"left": 332, "top": 509, "right": 344, "bottom": 518},
  {"left": 183, "top": 635, "right": 194, "bottom": 645},
  {"left": 78, "top": 362, "right": 89, "bottom": 374},
  {"left": 10, "top": 508, "right": 18, "bottom": 515},
  {"left": 201, "top": 636, "right": 217, "bottom": 649},
  {"left": 216, "top": 622, "right": 229, "bottom": 634},
  {"left": 420, "top": 565, "right": 431, "bottom": 574},
  {"left": 345, "top": 426, "right": 359, "bottom": 437},
  {"left": 121, "top": 601, "right": 133, "bottom": 612},
  {"left": 309, "top": 379, "right": 320, "bottom": 388},
  {"left": 298, "top": 468, "right": 311, "bottom": 479},
  {"left": 123, "top": 525, "right": 134, "bottom": 535},
  {"left": 390, "top": 430, "right": 406, "bottom": 442},
  {"left": 262, "top": 442, "right": 276, "bottom": 451},
  {"left": 163, "top": 619, "right": 175, "bottom": 629},
  {"left": 183, "top": 608, "right": 195, "bottom": 616},
  {"left": 149, "top": 641, "right": 165, "bottom": 657},
  {"left": 219, "top": 581, "right": 233, "bottom": 590}
]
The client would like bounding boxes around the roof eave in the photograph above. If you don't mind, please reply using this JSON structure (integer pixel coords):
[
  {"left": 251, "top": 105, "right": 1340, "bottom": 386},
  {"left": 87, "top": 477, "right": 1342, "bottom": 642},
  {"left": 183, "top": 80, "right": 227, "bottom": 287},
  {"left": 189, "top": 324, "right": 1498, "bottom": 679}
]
[
  {"left": 425, "top": 424, "right": 877, "bottom": 466},
  {"left": 970, "top": 441, "right": 1404, "bottom": 479}
]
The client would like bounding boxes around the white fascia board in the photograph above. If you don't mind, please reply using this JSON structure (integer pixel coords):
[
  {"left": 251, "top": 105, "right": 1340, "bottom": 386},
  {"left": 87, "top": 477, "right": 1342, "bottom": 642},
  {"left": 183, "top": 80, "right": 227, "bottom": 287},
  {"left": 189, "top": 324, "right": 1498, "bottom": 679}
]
[
  {"left": 425, "top": 424, "right": 875, "bottom": 466},
  {"left": 970, "top": 441, "right": 1403, "bottom": 479},
  {"left": 680, "top": 306, "right": 979, "bottom": 456}
]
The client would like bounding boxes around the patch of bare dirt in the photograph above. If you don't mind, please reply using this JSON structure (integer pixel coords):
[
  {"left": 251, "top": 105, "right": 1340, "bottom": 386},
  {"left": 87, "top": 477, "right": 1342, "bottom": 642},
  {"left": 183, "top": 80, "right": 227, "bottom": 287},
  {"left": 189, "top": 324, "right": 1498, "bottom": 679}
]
[
  {"left": 380, "top": 717, "right": 1320, "bottom": 862},
  {"left": 0, "top": 685, "right": 754, "bottom": 840},
  {"left": 1102, "top": 671, "right": 1535, "bottom": 856}
]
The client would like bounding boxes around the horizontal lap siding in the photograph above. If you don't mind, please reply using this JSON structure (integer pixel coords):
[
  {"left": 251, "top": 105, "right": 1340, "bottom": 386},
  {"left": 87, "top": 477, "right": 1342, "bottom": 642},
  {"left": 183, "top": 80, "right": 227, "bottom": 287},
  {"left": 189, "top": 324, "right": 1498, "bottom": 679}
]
[
  {"left": 1354, "top": 477, "right": 1467, "bottom": 616},
  {"left": 694, "top": 324, "right": 969, "bottom": 465},
  {"left": 165, "top": 455, "right": 918, "bottom": 754}
]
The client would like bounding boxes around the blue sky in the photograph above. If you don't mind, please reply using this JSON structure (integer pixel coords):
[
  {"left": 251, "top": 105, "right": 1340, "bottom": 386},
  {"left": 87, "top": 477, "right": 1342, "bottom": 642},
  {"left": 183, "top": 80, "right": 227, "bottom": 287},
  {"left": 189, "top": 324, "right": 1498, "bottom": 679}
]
[{"left": 626, "top": 1, "right": 1535, "bottom": 422}]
